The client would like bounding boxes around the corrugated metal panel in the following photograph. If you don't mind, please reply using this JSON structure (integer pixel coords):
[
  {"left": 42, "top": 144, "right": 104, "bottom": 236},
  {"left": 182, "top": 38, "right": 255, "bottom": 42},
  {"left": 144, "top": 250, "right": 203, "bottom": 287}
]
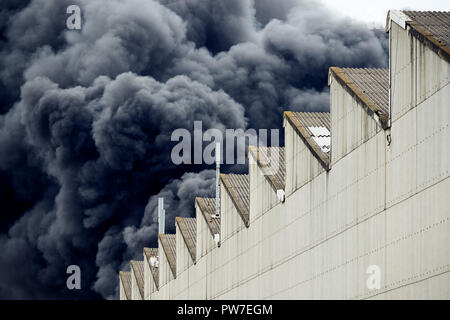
[
  {"left": 130, "top": 260, "right": 144, "bottom": 299},
  {"left": 310, "top": 135, "right": 330, "bottom": 152},
  {"left": 404, "top": 11, "right": 450, "bottom": 61},
  {"left": 195, "top": 197, "right": 221, "bottom": 236},
  {"left": 143, "top": 247, "right": 159, "bottom": 289},
  {"left": 249, "top": 146, "right": 285, "bottom": 191},
  {"left": 220, "top": 174, "right": 250, "bottom": 226},
  {"left": 285, "top": 111, "right": 331, "bottom": 170},
  {"left": 308, "top": 126, "right": 331, "bottom": 153},
  {"left": 143, "top": 247, "right": 157, "bottom": 261},
  {"left": 176, "top": 217, "right": 197, "bottom": 262},
  {"left": 119, "top": 271, "right": 131, "bottom": 300},
  {"left": 291, "top": 111, "right": 331, "bottom": 131},
  {"left": 308, "top": 126, "right": 330, "bottom": 137},
  {"left": 334, "top": 68, "right": 390, "bottom": 116},
  {"left": 159, "top": 234, "right": 177, "bottom": 278}
]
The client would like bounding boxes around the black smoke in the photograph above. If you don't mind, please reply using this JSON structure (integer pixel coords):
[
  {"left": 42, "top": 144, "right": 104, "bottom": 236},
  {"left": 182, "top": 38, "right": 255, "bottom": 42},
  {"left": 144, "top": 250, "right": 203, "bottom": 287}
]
[{"left": 0, "top": 0, "right": 388, "bottom": 299}]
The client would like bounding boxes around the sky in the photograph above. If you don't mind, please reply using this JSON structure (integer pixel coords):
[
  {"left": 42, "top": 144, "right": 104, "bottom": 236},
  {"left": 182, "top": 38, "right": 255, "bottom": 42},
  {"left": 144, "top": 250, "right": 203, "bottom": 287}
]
[
  {"left": 0, "top": 0, "right": 445, "bottom": 300},
  {"left": 321, "top": 0, "right": 450, "bottom": 28}
]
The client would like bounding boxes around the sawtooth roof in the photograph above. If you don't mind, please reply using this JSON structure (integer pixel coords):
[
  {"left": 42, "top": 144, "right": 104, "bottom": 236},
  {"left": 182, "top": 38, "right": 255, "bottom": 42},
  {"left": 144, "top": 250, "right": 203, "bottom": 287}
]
[
  {"left": 248, "top": 146, "right": 285, "bottom": 191},
  {"left": 159, "top": 234, "right": 177, "bottom": 278},
  {"left": 329, "top": 67, "right": 390, "bottom": 129},
  {"left": 119, "top": 271, "right": 131, "bottom": 300},
  {"left": 143, "top": 247, "right": 159, "bottom": 289},
  {"left": 404, "top": 11, "right": 450, "bottom": 63},
  {"left": 220, "top": 174, "right": 250, "bottom": 227},
  {"left": 130, "top": 260, "right": 144, "bottom": 299},
  {"left": 175, "top": 217, "right": 197, "bottom": 262},
  {"left": 284, "top": 111, "right": 331, "bottom": 170},
  {"left": 195, "top": 197, "right": 221, "bottom": 236}
]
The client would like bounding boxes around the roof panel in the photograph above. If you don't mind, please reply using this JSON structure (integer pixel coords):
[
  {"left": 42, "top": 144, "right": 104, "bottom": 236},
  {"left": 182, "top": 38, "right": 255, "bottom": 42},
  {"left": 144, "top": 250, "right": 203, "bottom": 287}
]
[
  {"left": 143, "top": 247, "right": 159, "bottom": 288},
  {"left": 159, "top": 234, "right": 177, "bottom": 278},
  {"left": 285, "top": 111, "right": 331, "bottom": 170},
  {"left": 335, "top": 68, "right": 390, "bottom": 116},
  {"left": 404, "top": 11, "right": 450, "bottom": 52},
  {"left": 119, "top": 271, "right": 131, "bottom": 300},
  {"left": 308, "top": 126, "right": 331, "bottom": 138},
  {"left": 249, "top": 146, "right": 285, "bottom": 191},
  {"left": 195, "top": 197, "right": 221, "bottom": 236},
  {"left": 176, "top": 217, "right": 197, "bottom": 262},
  {"left": 220, "top": 174, "right": 250, "bottom": 227},
  {"left": 130, "top": 260, "right": 144, "bottom": 299},
  {"left": 312, "top": 136, "right": 331, "bottom": 153}
]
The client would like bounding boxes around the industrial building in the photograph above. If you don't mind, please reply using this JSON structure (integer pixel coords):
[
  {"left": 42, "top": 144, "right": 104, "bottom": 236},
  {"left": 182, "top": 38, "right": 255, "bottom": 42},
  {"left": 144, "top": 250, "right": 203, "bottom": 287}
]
[{"left": 119, "top": 10, "right": 450, "bottom": 300}]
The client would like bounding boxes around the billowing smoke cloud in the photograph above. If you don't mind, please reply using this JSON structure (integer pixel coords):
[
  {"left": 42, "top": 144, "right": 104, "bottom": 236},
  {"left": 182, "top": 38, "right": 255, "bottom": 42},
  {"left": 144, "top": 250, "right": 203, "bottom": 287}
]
[{"left": 0, "top": 0, "right": 388, "bottom": 299}]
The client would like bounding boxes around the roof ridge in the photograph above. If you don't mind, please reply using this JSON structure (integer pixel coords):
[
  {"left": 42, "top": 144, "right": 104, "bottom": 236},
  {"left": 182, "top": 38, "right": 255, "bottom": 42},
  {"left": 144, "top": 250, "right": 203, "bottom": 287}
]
[
  {"left": 143, "top": 247, "right": 158, "bottom": 260},
  {"left": 248, "top": 145, "right": 286, "bottom": 191},
  {"left": 159, "top": 233, "right": 177, "bottom": 278},
  {"left": 340, "top": 67, "right": 388, "bottom": 71},
  {"left": 195, "top": 197, "right": 221, "bottom": 237},
  {"left": 284, "top": 111, "right": 331, "bottom": 170},
  {"left": 119, "top": 271, "right": 131, "bottom": 300},
  {"left": 220, "top": 173, "right": 250, "bottom": 227},
  {"left": 176, "top": 216, "right": 196, "bottom": 220},
  {"left": 400, "top": 11, "right": 450, "bottom": 63},
  {"left": 329, "top": 67, "right": 390, "bottom": 129},
  {"left": 291, "top": 111, "right": 330, "bottom": 115},
  {"left": 403, "top": 10, "right": 450, "bottom": 13},
  {"left": 143, "top": 247, "right": 159, "bottom": 290},
  {"left": 175, "top": 217, "right": 197, "bottom": 262},
  {"left": 130, "top": 260, "right": 144, "bottom": 299}
]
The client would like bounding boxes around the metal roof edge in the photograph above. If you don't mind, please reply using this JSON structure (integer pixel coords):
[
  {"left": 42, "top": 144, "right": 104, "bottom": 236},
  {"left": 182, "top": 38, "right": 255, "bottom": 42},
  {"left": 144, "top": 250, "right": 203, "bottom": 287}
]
[
  {"left": 143, "top": 247, "right": 159, "bottom": 290},
  {"left": 386, "top": 10, "right": 412, "bottom": 31},
  {"left": 328, "top": 67, "right": 390, "bottom": 130},
  {"left": 175, "top": 217, "right": 197, "bottom": 263},
  {"left": 195, "top": 197, "right": 220, "bottom": 238},
  {"left": 143, "top": 247, "right": 152, "bottom": 261},
  {"left": 119, "top": 271, "right": 131, "bottom": 300},
  {"left": 407, "top": 21, "right": 450, "bottom": 65},
  {"left": 130, "top": 260, "right": 144, "bottom": 299},
  {"left": 220, "top": 174, "right": 250, "bottom": 228},
  {"left": 387, "top": 10, "right": 450, "bottom": 65},
  {"left": 248, "top": 146, "right": 284, "bottom": 192},
  {"left": 159, "top": 234, "right": 177, "bottom": 279},
  {"left": 283, "top": 111, "right": 331, "bottom": 171}
]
